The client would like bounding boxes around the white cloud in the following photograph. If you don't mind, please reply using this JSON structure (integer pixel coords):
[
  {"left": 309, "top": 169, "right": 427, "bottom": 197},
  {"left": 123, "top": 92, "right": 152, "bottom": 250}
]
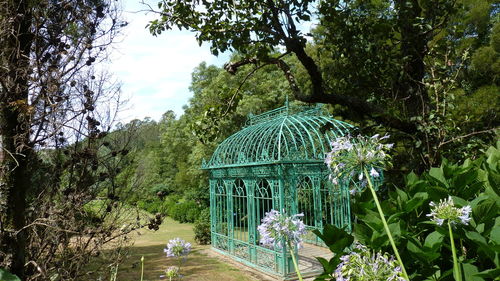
[{"left": 108, "top": 0, "right": 229, "bottom": 124}]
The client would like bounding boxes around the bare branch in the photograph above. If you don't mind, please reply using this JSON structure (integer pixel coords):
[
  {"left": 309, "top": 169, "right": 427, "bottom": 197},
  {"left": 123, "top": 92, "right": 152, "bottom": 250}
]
[{"left": 439, "top": 128, "right": 499, "bottom": 148}]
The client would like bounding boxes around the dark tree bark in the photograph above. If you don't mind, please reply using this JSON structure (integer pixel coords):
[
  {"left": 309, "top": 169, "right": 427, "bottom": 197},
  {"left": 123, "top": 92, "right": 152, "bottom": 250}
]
[
  {"left": 0, "top": 0, "right": 33, "bottom": 278},
  {"left": 396, "top": 0, "right": 430, "bottom": 117}
]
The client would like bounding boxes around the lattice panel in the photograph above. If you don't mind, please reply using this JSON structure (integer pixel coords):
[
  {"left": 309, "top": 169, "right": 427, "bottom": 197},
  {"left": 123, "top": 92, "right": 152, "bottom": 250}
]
[
  {"left": 256, "top": 246, "right": 278, "bottom": 272},
  {"left": 233, "top": 241, "right": 250, "bottom": 260},
  {"left": 213, "top": 234, "right": 229, "bottom": 252}
]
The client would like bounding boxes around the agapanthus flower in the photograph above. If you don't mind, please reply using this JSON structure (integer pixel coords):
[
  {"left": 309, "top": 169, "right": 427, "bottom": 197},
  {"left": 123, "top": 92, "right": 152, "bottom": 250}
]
[
  {"left": 164, "top": 266, "right": 179, "bottom": 279},
  {"left": 164, "top": 238, "right": 191, "bottom": 257},
  {"left": 257, "top": 210, "right": 307, "bottom": 249},
  {"left": 427, "top": 196, "right": 472, "bottom": 226},
  {"left": 334, "top": 243, "right": 405, "bottom": 281},
  {"left": 370, "top": 167, "right": 380, "bottom": 178},
  {"left": 325, "top": 134, "right": 392, "bottom": 194}
]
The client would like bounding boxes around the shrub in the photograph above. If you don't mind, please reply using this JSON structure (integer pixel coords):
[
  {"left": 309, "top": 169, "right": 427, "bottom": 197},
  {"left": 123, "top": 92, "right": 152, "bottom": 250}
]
[
  {"left": 194, "top": 208, "right": 211, "bottom": 244},
  {"left": 169, "top": 200, "right": 201, "bottom": 223},
  {"left": 163, "top": 194, "right": 182, "bottom": 214},
  {"left": 136, "top": 199, "right": 164, "bottom": 214},
  {"left": 151, "top": 182, "right": 172, "bottom": 197}
]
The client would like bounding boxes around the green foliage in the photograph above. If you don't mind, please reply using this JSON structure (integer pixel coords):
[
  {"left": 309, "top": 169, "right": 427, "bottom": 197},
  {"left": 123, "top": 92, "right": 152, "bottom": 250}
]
[
  {"left": 317, "top": 142, "right": 500, "bottom": 280},
  {"left": 313, "top": 225, "right": 354, "bottom": 280},
  {"left": 136, "top": 199, "right": 168, "bottom": 215},
  {"left": 194, "top": 208, "right": 211, "bottom": 245},
  {"left": 148, "top": 1, "right": 314, "bottom": 58},
  {"left": 168, "top": 200, "right": 202, "bottom": 224},
  {"left": 472, "top": 46, "right": 499, "bottom": 77},
  {"left": 151, "top": 183, "right": 171, "bottom": 196},
  {"left": 0, "top": 268, "right": 21, "bottom": 281}
]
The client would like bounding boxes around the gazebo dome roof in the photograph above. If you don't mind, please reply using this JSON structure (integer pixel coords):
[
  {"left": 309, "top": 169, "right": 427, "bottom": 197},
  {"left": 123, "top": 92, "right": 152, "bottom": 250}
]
[{"left": 203, "top": 104, "right": 354, "bottom": 169}]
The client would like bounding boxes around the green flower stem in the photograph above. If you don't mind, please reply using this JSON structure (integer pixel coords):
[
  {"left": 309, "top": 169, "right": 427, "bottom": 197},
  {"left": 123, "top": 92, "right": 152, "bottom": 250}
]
[
  {"left": 364, "top": 168, "right": 409, "bottom": 281},
  {"left": 140, "top": 256, "right": 144, "bottom": 281},
  {"left": 178, "top": 257, "right": 183, "bottom": 278},
  {"left": 288, "top": 241, "right": 303, "bottom": 281},
  {"left": 448, "top": 222, "right": 462, "bottom": 281}
]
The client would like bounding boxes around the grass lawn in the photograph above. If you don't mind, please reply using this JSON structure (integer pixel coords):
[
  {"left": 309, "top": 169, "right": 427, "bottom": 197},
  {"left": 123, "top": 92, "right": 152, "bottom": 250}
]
[{"left": 115, "top": 217, "right": 255, "bottom": 281}]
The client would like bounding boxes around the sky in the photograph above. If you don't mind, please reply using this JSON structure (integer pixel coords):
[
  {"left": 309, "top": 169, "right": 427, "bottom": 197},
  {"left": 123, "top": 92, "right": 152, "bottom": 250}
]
[{"left": 109, "top": 0, "right": 229, "bottom": 124}]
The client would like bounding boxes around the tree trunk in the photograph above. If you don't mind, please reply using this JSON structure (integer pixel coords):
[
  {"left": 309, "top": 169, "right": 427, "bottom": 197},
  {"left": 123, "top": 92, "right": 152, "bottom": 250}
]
[
  {"left": 397, "top": 0, "right": 430, "bottom": 117},
  {"left": 0, "top": 0, "right": 33, "bottom": 278}
]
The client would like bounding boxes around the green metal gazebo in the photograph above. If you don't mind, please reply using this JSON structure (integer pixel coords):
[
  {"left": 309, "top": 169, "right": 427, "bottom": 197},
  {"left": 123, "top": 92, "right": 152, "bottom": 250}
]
[{"left": 202, "top": 103, "right": 354, "bottom": 278}]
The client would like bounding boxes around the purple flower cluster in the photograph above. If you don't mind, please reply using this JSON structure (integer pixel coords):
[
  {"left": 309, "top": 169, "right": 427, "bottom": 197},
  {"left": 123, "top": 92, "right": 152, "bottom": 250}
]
[
  {"left": 257, "top": 210, "right": 307, "bottom": 249},
  {"left": 164, "top": 237, "right": 191, "bottom": 258},
  {"left": 335, "top": 243, "right": 405, "bottom": 281},
  {"left": 427, "top": 196, "right": 472, "bottom": 226},
  {"left": 325, "top": 134, "right": 392, "bottom": 194}
]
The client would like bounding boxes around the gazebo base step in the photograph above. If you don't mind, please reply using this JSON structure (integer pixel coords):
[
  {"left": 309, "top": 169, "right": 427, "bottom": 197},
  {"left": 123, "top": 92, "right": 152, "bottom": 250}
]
[{"left": 208, "top": 243, "right": 333, "bottom": 280}]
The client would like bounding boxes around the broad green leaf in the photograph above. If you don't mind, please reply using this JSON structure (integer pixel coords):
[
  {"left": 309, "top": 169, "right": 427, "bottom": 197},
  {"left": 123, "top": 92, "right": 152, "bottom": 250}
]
[
  {"left": 486, "top": 170, "right": 500, "bottom": 197},
  {"left": 474, "top": 267, "right": 500, "bottom": 278},
  {"left": 407, "top": 238, "right": 440, "bottom": 262},
  {"left": 472, "top": 198, "right": 498, "bottom": 225},
  {"left": 429, "top": 167, "right": 448, "bottom": 188},
  {"left": 424, "top": 231, "right": 444, "bottom": 250},
  {"left": 395, "top": 187, "right": 409, "bottom": 203},
  {"left": 462, "top": 263, "right": 483, "bottom": 281},
  {"left": 388, "top": 222, "right": 401, "bottom": 239},
  {"left": 316, "top": 256, "right": 336, "bottom": 272},
  {"left": 490, "top": 221, "right": 500, "bottom": 246},
  {"left": 485, "top": 145, "right": 500, "bottom": 166},
  {"left": 406, "top": 171, "right": 419, "bottom": 185},
  {"left": 451, "top": 196, "right": 468, "bottom": 207},
  {"left": 0, "top": 268, "right": 21, "bottom": 281},
  {"left": 466, "top": 231, "right": 495, "bottom": 261},
  {"left": 407, "top": 238, "right": 422, "bottom": 256},
  {"left": 455, "top": 170, "right": 483, "bottom": 198},
  {"left": 427, "top": 185, "right": 450, "bottom": 200},
  {"left": 359, "top": 210, "right": 383, "bottom": 231},
  {"left": 490, "top": 216, "right": 500, "bottom": 245},
  {"left": 404, "top": 192, "right": 429, "bottom": 212},
  {"left": 352, "top": 223, "right": 371, "bottom": 245},
  {"left": 313, "top": 224, "right": 353, "bottom": 255}
]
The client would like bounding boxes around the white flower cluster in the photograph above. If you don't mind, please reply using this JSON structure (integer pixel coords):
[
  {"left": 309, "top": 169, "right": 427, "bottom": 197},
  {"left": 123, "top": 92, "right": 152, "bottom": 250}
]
[
  {"left": 257, "top": 209, "right": 307, "bottom": 249},
  {"left": 335, "top": 243, "right": 405, "bottom": 281},
  {"left": 427, "top": 196, "right": 472, "bottom": 226},
  {"left": 325, "top": 134, "right": 393, "bottom": 193},
  {"left": 164, "top": 237, "right": 192, "bottom": 258}
]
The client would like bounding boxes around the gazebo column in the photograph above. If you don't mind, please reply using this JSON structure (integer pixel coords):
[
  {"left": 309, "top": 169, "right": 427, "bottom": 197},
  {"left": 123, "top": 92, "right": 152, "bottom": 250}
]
[
  {"left": 209, "top": 178, "right": 217, "bottom": 247},
  {"left": 312, "top": 176, "right": 323, "bottom": 244},
  {"left": 244, "top": 179, "right": 256, "bottom": 263},
  {"left": 278, "top": 165, "right": 294, "bottom": 275},
  {"left": 224, "top": 179, "right": 235, "bottom": 255}
]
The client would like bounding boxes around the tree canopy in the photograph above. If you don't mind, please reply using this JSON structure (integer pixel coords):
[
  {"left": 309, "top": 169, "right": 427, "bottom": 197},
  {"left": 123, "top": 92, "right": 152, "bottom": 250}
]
[{"left": 148, "top": 0, "right": 499, "bottom": 170}]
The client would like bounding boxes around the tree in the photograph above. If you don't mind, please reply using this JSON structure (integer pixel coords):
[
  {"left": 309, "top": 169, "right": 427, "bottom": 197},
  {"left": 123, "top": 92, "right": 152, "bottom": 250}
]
[
  {"left": 148, "top": 0, "right": 498, "bottom": 170},
  {"left": 0, "top": 0, "right": 132, "bottom": 279}
]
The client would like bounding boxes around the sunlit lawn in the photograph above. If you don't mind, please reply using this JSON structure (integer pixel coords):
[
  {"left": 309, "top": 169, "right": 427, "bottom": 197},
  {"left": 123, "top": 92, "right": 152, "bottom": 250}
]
[{"left": 115, "top": 217, "right": 255, "bottom": 281}]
